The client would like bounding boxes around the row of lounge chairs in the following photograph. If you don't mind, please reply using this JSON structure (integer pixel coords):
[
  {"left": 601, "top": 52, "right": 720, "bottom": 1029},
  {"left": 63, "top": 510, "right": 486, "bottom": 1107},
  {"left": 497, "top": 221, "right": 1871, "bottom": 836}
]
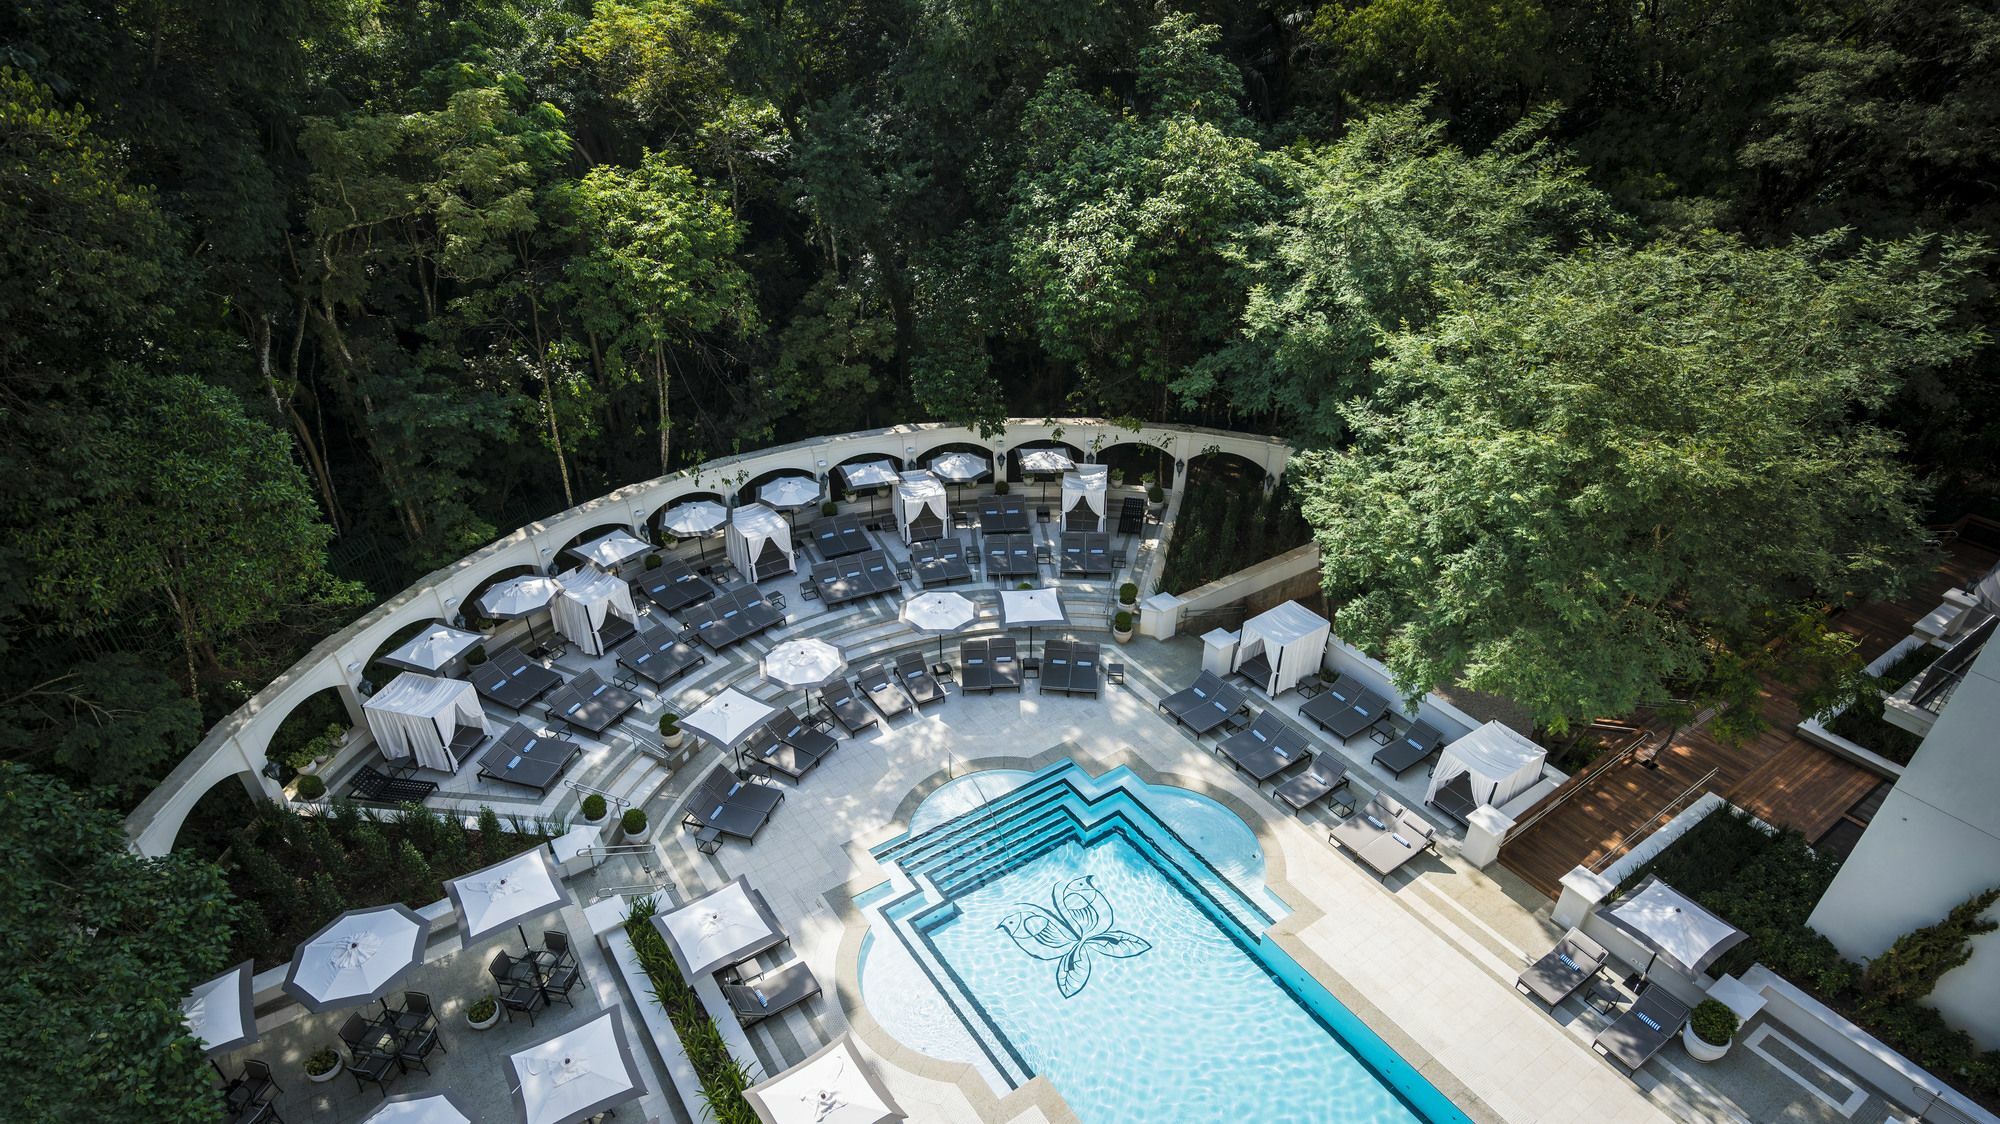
[
  {"left": 959, "top": 638, "right": 1023, "bottom": 692},
  {"left": 1516, "top": 929, "right": 1692, "bottom": 1074},
  {"left": 475, "top": 722, "right": 583, "bottom": 792},
  {"left": 543, "top": 669, "right": 641, "bottom": 735},
  {"left": 810, "top": 550, "right": 898, "bottom": 606},
  {"left": 471, "top": 648, "right": 565, "bottom": 712},
  {"left": 612, "top": 623, "right": 706, "bottom": 691},
  {"left": 1057, "top": 532, "right": 1116, "bottom": 576},
  {"left": 809, "top": 513, "right": 874, "bottom": 560},
  {"left": 682, "top": 587, "right": 783, "bottom": 650},
  {"left": 984, "top": 534, "right": 1038, "bottom": 578},
  {"left": 633, "top": 557, "right": 718, "bottom": 614},
  {"left": 1038, "top": 639, "right": 1103, "bottom": 696},
  {"left": 911, "top": 537, "right": 975, "bottom": 587},
  {"left": 976, "top": 496, "right": 1031, "bottom": 534},
  {"left": 1300, "top": 678, "right": 1446, "bottom": 777},
  {"left": 1328, "top": 793, "right": 1438, "bottom": 876},
  {"left": 1159, "top": 671, "right": 1249, "bottom": 735}
]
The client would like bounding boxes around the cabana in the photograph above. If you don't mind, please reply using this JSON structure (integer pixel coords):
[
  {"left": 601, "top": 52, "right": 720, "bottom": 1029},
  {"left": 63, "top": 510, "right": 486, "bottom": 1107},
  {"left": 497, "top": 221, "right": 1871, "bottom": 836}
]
[
  {"left": 569, "top": 528, "right": 651, "bottom": 571},
  {"left": 363, "top": 673, "right": 489, "bottom": 772},
  {"left": 1598, "top": 874, "right": 1748, "bottom": 983},
  {"left": 1423, "top": 721, "right": 1547, "bottom": 822},
  {"left": 1232, "top": 600, "right": 1331, "bottom": 697},
  {"left": 894, "top": 470, "right": 947, "bottom": 544},
  {"left": 1060, "top": 464, "right": 1108, "bottom": 532},
  {"left": 552, "top": 566, "right": 639, "bottom": 656},
  {"left": 727, "top": 503, "right": 797, "bottom": 582},
  {"left": 378, "top": 623, "right": 485, "bottom": 675}
]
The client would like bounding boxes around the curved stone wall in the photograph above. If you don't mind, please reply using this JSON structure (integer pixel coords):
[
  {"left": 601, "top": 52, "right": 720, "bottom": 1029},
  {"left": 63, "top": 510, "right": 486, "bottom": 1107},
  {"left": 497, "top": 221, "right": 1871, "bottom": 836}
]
[{"left": 123, "top": 419, "right": 1293, "bottom": 855}]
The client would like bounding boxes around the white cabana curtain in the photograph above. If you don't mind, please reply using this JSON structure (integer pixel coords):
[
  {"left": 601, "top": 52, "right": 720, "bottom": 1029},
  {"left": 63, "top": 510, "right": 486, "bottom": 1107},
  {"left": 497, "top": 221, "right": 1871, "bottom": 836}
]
[
  {"left": 1232, "top": 600, "right": 1331, "bottom": 696},
  {"left": 1424, "top": 720, "right": 1547, "bottom": 808},
  {"left": 894, "top": 471, "right": 947, "bottom": 544},
  {"left": 727, "top": 503, "right": 796, "bottom": 581},
  {"left": 1060, "top": 464, "right": 1109, "bottom": 530},
  {"left": 364, "top": 673, "right": 487, "bottom": 772},
  {"left": 552, "top": 567, "right": 638, "bottom": 656}
]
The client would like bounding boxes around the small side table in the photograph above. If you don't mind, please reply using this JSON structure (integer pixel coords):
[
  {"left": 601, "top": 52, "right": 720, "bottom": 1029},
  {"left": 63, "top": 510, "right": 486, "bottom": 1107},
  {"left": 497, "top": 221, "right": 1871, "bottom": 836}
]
[
  {"left": 1023, "top": 658, "right": 1042, "bottom": 680},
  {"left": 1106, "top": 662, "right": 1126, "bottom": 686},
  {"left": 1583, "top": 985, "right": 1621, "bottom": 1017},
  {"left": 694, "top": 826, "right": 723, "bottom": 855},
  {"left": 1329, "top": 788, "right": 1357, "bottom": 818}
]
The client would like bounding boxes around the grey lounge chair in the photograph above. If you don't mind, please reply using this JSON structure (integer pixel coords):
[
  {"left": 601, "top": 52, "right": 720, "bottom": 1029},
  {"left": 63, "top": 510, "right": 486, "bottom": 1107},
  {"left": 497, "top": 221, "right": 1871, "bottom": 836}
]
[
  {"left": 1593, "top": 989, "right": 1691, "bottom": 1074},
  {"left": 856, "top": 666, "right": 913, "bottom": 720},
  {"left": 989, "top": 637, "right": 1023, "bottom": 692},
  {"left": 1179, "top": 680, "right": 1247, "bottom": 736},
  {"left": 1516, "top": 930, "right": 1610, "bottom": 1007},
  {"left": 1273, "top": 755, "right": 1348, "bottom": 814},
  {"left": 721, "top": 960, "right": 822, "bottom": 1025},
  {"left": 1329, "top": 794, "right": 1436, "bottom": 876},
  {"left": 1428, "top": 771, "right": 1480, "bottom": 824},
  {"left": 1372, "top": 720, "right": 1444, "bottom": 776},
  {"left": 819, "top": 679, "right": 878, "bottom": 734},
  {"left": 895, "top": 652, "right": 945, "bottom": 707},
  {"left": 1159, "top": 671, "right": 1229, "bottom": 723},
  {"left": 1218, "top": 711, "right": 1310, "bottom": 782},
  {"left": 742, "top": 721, "right": 820, "bottom": 782},
  {"left": 959, "top": 640, "right": 993, "bottom": 692},
  {"left": 690, "top": 763, "right": 784, "bottom": 817}
]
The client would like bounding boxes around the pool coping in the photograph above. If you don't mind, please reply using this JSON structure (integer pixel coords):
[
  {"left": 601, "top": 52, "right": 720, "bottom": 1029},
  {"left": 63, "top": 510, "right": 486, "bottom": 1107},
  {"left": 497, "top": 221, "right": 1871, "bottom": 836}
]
[{"left": 824, "top": 739, "right": 1502, "bottom": 1124}]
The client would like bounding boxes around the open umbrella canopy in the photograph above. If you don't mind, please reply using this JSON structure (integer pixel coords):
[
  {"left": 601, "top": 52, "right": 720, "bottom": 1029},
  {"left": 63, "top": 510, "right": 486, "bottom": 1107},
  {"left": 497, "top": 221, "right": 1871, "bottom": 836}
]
[
  {"left": 1598, "top": 875, "right": 1748, "bottom": 979},
  {"left": 660, "top": 499, "right": 728, "bottom": 537},
  {"left": 183, "top": 960, "right": 258, "bottom": 1056},
  {"left": 380, "top": 624, "right": 486, "bottom": 674},
  {"left": 364, "top": 1092, "right": 475, "bottom": 1124},
  {"left": 901, "top": 591, "right": 978, "bottom": 636},
  {"left": 929, "top": 452, "right": 988, "bottom": 483},
  {"left": 479, "top": 575, "right": 563, "bottom": 620},
  {"left": 445, "top": 846, "right": 568, "bottom": 949},
  {"left": 1016, "top": 447, "right": 1074, "bottom": 475},
  {"left": 758, "top": 475, "right": 821, "bottom": 509},
  {"left": 654, "top": 876, "right": 786, "bottom": 978},
  {"left": 763, "top": 638, "right": 847, "bottom": 691},
  {"left": 569, "top": 529, "right": 651, "bottom": 569},
  {"left": 999, "top": 587, "right": 1066, "bottom": 630},
  {"left": 746, "top": 1033, "right": 906, "bottom": 1124},
  {"left": 838, "top": 460, "right": 898, "bottom": 490},
  {"left": 505, "top": 1009, "right": 647, "bottom": 1124},
  {"left": 680, "top": 687, "right": 778, "bottom": 750},
  {"left": 283, "top": 904, "right": 431, "bottom": 1012}
]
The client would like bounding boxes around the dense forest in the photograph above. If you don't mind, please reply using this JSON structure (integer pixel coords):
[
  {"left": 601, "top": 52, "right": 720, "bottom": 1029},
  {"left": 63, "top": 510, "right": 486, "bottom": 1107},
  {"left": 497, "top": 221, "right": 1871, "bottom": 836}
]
[{"left": 2, "top": 0, "right": 1998, "bottom": 1115}]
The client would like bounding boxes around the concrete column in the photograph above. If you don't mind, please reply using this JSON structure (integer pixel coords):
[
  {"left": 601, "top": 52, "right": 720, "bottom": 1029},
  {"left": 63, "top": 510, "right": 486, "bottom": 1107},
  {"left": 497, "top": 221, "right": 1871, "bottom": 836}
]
[
  {"left": 1461, "top": 806, "right": 1514, "bottom": 869},
  {"left": 1140, "top": 592, "right": 1183, "bottom": 640},
  {"left": 1554, "top": 866, "right": 1616, "bottom": 930}
]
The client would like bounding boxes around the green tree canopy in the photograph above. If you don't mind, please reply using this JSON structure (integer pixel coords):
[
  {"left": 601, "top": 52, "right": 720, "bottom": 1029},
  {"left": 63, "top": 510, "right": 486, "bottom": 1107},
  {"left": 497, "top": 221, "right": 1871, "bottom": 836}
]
[{"left": 1296, "top": 232, "right": 1984, "bottom": 731}]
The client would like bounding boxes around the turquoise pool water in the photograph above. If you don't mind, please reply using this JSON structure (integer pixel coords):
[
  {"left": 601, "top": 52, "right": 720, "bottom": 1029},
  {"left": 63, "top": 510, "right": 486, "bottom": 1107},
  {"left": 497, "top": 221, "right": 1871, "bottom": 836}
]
[{"left": 858, "top": 762, "right": 1469, "bottom": 1124}]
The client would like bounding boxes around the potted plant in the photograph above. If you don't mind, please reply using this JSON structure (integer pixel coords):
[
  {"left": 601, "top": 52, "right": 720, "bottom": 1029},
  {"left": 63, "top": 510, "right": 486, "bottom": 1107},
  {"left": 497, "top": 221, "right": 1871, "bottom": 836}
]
[
  {"left": 466, "top": 644, "right": 487, "bottom": 666},
  {"left": 621, "top": 807, "right": 651, "bottom": 843},
  {"left": 1146, "top": 483, "right": 1165, "bottom": 511},
  {"left": 644, "top": 552, "right": 662, "bottom": 569},
  {"left": 1118, "top": 581, "right": 1138, "bottom": 608},
  {"left": 658, "top": 712, "right": 683, "bottom": 751},
  {"left": 1683, "top": 999, "right": 1739, "bottom": 1061},
  {"left": 294, "top": 774, "right": 326, "bottom": 802},
  {"left": 466, "top": 995, "right": 501, "bottom": 1031},
  {"left": 821, "top": 499, "right": 839, "bottom": 518},
  {"left": 1113, "top": 610, "right": 1134, "bottom": 643},
  {"left": 580, "top": 793, "right": 608, "bottom": 826},
  {"left": 305, "top": 1047, "right": 343, "bottom": 1083},
  {"left": 994, "top": 479, "right": 1010, "bottom": 495}
]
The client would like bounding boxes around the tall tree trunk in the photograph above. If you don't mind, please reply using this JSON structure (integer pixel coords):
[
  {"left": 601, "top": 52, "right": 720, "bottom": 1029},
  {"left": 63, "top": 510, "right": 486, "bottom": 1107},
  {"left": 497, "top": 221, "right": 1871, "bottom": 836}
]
[{"left": 655, "top": 341, "right": 671, "bottom": 475}]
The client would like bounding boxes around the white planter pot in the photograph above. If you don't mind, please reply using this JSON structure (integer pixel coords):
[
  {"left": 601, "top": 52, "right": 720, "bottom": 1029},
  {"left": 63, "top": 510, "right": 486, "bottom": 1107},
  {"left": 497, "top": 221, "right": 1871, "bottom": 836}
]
[
  {"left": 468, "top": 1005, "right": 501, "bottom": 1031},
  {"left": 623, "top": 822, "right": 652, "bottom": 844},
  {"left": 1113, "top": 626, "right": 1133, "bottom": 644},
  {"left": 661, "top": 728, "right": 685, "bottom": 751},
  {"left": 1682, "top": 1023, "right": 1731, "bottom": 1062},
  {"left": 307, "top": 1057, "right": 343, "bottom": 1083}
]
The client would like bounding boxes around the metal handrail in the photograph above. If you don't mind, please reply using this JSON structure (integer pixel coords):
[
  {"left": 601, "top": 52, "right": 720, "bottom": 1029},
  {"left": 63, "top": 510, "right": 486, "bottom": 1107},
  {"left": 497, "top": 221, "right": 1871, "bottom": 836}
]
[
  {"left": 1507, "top": 728, "right": 1652, "bottom": 837},
  {"left": 563, "top": 779, "right": 630, "bottom": 809},
  {"left": 1914, "top": 1084, "right": 1977, "bottom": 1123},
  {"left": 1590, "top": 767, "right": 1719, "bottom": 873}
]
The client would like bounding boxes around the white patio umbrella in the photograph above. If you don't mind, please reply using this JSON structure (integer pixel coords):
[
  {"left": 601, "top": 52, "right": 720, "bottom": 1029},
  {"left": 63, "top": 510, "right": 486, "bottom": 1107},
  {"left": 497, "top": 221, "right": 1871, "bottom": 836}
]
[
  {"left": 929, "top": 451, "right": 988, "bottom": 503},
  {"left": 444, "top": 845, "right": 569, "bottom": 954},
  {"left": 661, "top": 499, "right": 728, "bottom": 560},
  {"left": 379, "top": 624, "right": 486, "bottom": 674},
  {"left": 183, "top": 960, "right": 258, "bottom": 1056},
  {"left": 505, "top": 1009, "right": 647, "bottom": 1124},
  {"left": 758, "top": 475, "right": 822, "bottom": 528},
  {"left": 839, "top": 460, "right": 898, "bottom": 514},
  {"left": 479, "top": 574, "right": 564, "bottom": 647},
  {"left": 283, "top": 904, "right": 431, "bottom": 1013},
  {"left": 1598, "top": 875, "right": 1748, "bottom": 983},
  {"left": 901, "top": 590, "right": 978, "bottom": 664},
  {"left": 364, "top": 1091, "right": 475, "bottom": 1124},
  {"left": 764, "top": 638, "right": 848, "bottom": 725},
  {"left": 654, "top": 877, "right": 787, "bottom": 978},
  {"left": 1000, "top": 586, "right": 1067, "bottom": 655},
  {"left": 745, "top": 1033, "right": 906, "bottom": 1124},
  {"left": 1016, "top": 447, "right": 1074, "bottom": 500},
  {"left": 681, "top": 687, "right": 779, "bottom": 771},
  {"left": 569, "top": 529, "right": 651, "bottom": 570}
]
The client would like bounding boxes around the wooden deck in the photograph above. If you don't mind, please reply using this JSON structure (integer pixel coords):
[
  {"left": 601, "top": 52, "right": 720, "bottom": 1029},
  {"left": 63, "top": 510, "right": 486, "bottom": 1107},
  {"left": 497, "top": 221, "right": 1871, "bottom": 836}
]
[{"left": 1498, "top": 537, "right": 1998, "bottom": 899}]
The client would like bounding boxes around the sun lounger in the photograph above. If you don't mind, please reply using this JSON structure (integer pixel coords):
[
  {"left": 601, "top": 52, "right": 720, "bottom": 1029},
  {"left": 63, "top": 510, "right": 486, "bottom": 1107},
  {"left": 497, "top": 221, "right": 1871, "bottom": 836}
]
[
  {"left": 978, "top": 497, "right": 1030, "bottom": 534},
  {"left": 632, "top": 559, "right": 717, "bottom": 613},
  {"left": 912, "top": 537, "right": 975, "bottom": 587},
  {"left": 448, "top": 722, "right": 489, "bottom": 765},
  {"left": 1593, "top": 989, "right": 1691, "bottom": 1074},
  {"left": 959, "top": 640, "right": 993, "bottom": 692},
  {"left": 819, "top": 678, "right": 878, "bottom": 734},
  {"left": 543, "top": 669, "right": 640, "bottom": 734},
  {"left": 614, "top": 624, "right": 706, "bottom": 690},
  {"left": 1038, "top": 639, "right": 1073, "bottom": 695},
  {"left": 1159, "top": 671, "right": 1229, "bottom": 722},
  {"left": 722, "top": 959, "right": 821, "bottom": 1025},
  {"left": 1300, "top": 685, "right": 1390, "bottom": 741},
  {"left": 690, "top": 763, "right": 784, "bottom": 817},
  {"left": 1164, "top": 672, "right": 1247, "bottom": 736},
  {"left": 1068, "top": 642, "right": 1103, "bottom": 697},
  {"left": 1272, "top": 755, "right": 1348, "bottom": 814},
  {"left": 895, "top": 652, "right": 945, "bottom": 707},
  {"left": 856, "top": 666, "right": 913, "bottom": 720},
  {"left": 1329, "top": 794, "right": 1437, "bottom": 876},
  {"left": 1516, "top": 930, "right": 1609, "bottom": 1007},
  {"left": 1373, "top": 720, "right": 1444, "bottom": 777},
  {"left": 471, "top": 649, "right": 564, "bottom": 711},
  {"left": 348, "top": 765, "right": 438, "bottom": 805},
  {"left": 1082, "top": 533, "right": 1115, "bottom": 575},
  {"left": 777, "top": 706, "right": 837, "bottom": 756},
  {"left": 682, "top": 778, "right": 779, "bottom": 842},
  {"left": 1218, "top": 711, "right": 1311, "bottom": 782},
  {"left": 1233, "top": 650, "right": 1273, "bottom": 691},
  {"left": 1428, "top": 771, "right": 1480, "bottom": 824},
  {"left": 595, "top": 612, "right": 638, "bottom": 652},
  {"left": 737, "top": 722, "right": 819, "bottom": 782},
  {"left": 476, "top": 723, "right": 583, "bottom": 791},
  {"left": 989, "top": 637, "right": 1023, "bottom": 692}
]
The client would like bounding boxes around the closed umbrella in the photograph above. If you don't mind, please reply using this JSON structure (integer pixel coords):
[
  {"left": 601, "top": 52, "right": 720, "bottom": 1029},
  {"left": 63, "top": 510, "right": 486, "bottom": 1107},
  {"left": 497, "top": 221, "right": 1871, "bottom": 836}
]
[
  {"left": 900, "top": 591, "right": 978, "bottom": 664},
  {"left": 1000, "top": 586, "right": 1067, "bottom": 657},
  {"left": 681, "top": 687, "right": 779, "bottom": 772},
  {"left": 365, "top": 1092, "right": 475, "bottom": 1124},
  {"left": 505, "top": 1009, "right": 647, "bottom": 1124},
  {"left": 661, "top": 499, "right": 728, "bottom": 561},
  {"left": 763, "top": 639, "right": 848, "bottom": 725},
  {"left": 479, "top": 575, "right": 563, "bottom": 648},
  {"left": 183, "top": 960, "right": 258, "bottom": 1057},
  {"left": 444, "top": 846, "right": 569, "bottom": 955},
  {"left": 282, "top": 904, "right": 431, "bottom": 1013},
  {"left": 745, "top": 1033, "right": 906, "bottom": 1124}
]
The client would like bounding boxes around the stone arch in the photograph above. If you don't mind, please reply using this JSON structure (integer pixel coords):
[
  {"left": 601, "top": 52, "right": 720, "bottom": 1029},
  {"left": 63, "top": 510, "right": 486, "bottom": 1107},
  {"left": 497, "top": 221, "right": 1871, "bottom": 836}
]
[
  {"left": 1184, "top": 446, "right": 1270, "bottom": 490},
  {"left": 1095, "top": 439, "right": 1175, "bottom": 490}
]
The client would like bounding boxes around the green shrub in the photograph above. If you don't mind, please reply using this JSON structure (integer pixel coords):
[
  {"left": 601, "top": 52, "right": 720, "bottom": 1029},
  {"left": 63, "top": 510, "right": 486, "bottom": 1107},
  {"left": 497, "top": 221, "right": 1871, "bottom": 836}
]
[
  {"left": 582, "top": 794, "right": 607, "bottom": 821},
  {"left": 1826, "top": 704, "right": 1925, "bottom": 764},
  {"left": 1860, "top": 887, "right": 2000, "bottom": 1009},
  {"left": 625, "top": 898, "right": 759, "bottom": 1123},
  {"left": 466, "top": 995, "right": 496, "bottom": 1023},
  {"left": 466, "top": 645, "right": 487, "bottom": 666},
  {"left": 294, "top": 774, "right": 326, "bottom": 801},
  {"left": 1113, "top": 611, "right": 1133, "bottom": 632},
  {"left": 1147, "top": 483, "right": 1164, "bottom": 503},
  {"left": 1690, "top": 999, "right": 1739, "bottom": 1045},
  {"left": 821, "top": 499, "right": 838, "bottom": 517},
  {"left": 644, "top": 552, "right": 662, "bottom": 569},
  {"left": 622, "top": 808, "right": 648, "bottom": 835},
  {"left": 659, "top": 712, "right": 680, "bottom": 735},
  {"left": 305, "top": 1048, "right": 340, "bottom": 1076},
  {"left": 994, "top": 480, "right": 1010, "bottom": 495},
  {"left": 281, "top": 721, "right": 349, "bottom": 772},
  {"left": 1119, "top": 581, "right": 1138, "bottom": 604}
]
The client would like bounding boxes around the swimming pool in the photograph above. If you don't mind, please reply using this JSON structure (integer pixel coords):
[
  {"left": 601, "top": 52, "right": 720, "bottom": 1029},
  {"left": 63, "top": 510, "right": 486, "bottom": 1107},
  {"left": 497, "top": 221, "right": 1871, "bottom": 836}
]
[{"left": 857, "top": 761, "right": 1470, "bottom": 1123}]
